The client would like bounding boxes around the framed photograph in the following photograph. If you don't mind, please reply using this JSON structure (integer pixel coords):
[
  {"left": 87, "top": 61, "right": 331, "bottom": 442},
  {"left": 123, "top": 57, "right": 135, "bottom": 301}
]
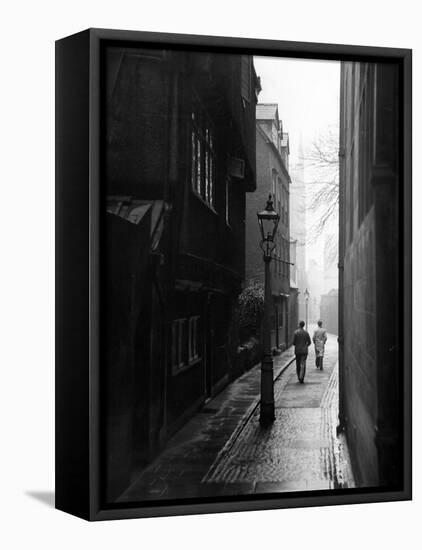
[{"left": 55, "top": 28, "right": 412, "bottom": 521}]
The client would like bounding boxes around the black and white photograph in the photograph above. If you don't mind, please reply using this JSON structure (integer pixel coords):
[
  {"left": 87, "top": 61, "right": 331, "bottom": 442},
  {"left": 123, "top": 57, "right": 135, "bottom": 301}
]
[
  {"left": 99, "top": 42, "right": 406, "bottom": 506},
  {"left": 3, "top": 0, "right": 421, "bottom": 547}
]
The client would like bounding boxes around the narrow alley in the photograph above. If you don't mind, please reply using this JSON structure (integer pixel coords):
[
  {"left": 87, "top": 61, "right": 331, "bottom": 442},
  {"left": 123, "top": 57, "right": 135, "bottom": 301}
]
[
  {"left": 204, "top": 328, "right": 354, "bottom": 493},
  {"left": 118, "top": 328, "right": 354, "bottom": 503},
  {"left": 55, "top": 35, "right": 408, "bottom": 523}
]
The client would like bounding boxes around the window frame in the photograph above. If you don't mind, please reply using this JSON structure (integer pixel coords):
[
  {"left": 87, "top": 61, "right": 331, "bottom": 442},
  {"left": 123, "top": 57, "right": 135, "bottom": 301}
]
[
  {"left": 190, "top": 95, "right": 217, "bottom": 211},
  {"left": 171, "top": 315, "right": 202, "bottom": 376}
]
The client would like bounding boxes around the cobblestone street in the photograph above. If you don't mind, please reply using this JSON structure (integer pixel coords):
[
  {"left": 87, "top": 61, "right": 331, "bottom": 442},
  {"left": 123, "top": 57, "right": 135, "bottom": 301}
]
[
  {"left": 203, "top": 331, "right": 355, "bottom": 493},
  {"left": 118, "top": 329, "right": 354, "bottom": 503}
]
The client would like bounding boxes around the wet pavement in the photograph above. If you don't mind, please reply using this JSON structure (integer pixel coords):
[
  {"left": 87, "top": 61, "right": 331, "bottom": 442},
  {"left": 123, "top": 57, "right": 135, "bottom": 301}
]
[
  {"left": 204, "top": 332, "right": 354, "bottom": 492},
  {"left": 118, "top": 328, "right": 354, "bottom": 503}
]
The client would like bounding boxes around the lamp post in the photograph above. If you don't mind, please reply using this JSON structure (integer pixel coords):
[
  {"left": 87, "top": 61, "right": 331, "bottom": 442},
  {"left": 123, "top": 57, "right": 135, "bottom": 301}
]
[
  {"left": 304, "top": 288, "right": 310, "bottom": 330},
  {"left": 257, "top": 195, "right": 280, "bottom": 427}
]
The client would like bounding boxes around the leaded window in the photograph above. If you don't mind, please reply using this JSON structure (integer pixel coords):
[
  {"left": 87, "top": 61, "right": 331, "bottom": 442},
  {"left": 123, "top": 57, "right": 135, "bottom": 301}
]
[
  {"left": 191, "top": 101, "right": 216, "bottom": 209},
  {"left": 171, "top": 316, "right": 201, "bottom": 375}
]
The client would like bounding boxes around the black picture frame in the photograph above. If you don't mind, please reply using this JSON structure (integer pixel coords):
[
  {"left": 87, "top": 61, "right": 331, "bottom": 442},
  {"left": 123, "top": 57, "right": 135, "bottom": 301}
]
[{"left": 55, "top": 28, "right": 412, "bottom": 521}]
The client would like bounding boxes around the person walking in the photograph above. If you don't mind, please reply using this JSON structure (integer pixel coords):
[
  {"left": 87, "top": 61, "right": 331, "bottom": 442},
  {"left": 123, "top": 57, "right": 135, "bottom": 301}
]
[
  {"left": 313, "top": 320, "right": 327, "bottom": 370},
  {"left": 292, "top": 321, "right": 311, "bottom": 383}
]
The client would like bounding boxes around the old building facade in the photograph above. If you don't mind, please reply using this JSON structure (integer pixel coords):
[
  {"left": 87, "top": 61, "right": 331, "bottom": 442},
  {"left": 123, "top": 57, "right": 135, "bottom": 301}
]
[
  {"left": 289, "top": 136, "right": 308, "bottom": 323},
  {"left": 339, "top": 61, "right": 401, "bottom": 488},
  {"left": 103, "top": 46, "right": 259, "bottom": 501},
  {"left": 245, "top": 104, "right": 294, "bottom": 350}
]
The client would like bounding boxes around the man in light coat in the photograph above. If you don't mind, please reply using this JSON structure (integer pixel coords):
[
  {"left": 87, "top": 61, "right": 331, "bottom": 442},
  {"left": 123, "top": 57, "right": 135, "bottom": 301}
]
[{"left": 313, "top": 320, "right": 328, "bottom": 370}]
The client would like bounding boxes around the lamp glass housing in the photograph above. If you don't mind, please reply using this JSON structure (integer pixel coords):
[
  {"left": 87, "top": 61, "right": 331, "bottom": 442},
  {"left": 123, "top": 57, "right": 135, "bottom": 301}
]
[{"left": 257, "top": 195, "right": 280, "bottom": 243}]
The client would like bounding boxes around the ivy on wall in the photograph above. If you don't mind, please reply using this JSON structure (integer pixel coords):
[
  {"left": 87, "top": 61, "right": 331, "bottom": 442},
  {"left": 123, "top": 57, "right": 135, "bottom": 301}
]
[{"left": 237, "top": 282, "right": 264, "bottom": 340}]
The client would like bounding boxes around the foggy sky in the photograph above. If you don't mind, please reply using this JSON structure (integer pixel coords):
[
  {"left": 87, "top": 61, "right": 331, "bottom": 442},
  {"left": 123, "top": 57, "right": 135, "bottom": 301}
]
[{"left": 253, "top": 56, "right": 340, "bottom": 276}]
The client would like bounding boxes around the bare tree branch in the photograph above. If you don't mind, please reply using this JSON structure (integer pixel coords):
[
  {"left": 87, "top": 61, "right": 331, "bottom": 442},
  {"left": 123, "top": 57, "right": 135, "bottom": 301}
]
[{"left": 302, "top": 128, "right": 339, "bottom": 241}]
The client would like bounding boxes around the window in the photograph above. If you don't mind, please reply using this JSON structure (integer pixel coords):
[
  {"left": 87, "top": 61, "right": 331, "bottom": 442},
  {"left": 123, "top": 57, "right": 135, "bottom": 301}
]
[
  {"left": 188, "top": 316, "right": 200, "bottom": 363},
  {"left": 280, "top": 239, "right": 287, "bottom": 278},
  {"left": 172, "top": 318, "right": 186, "bottom": 373},
  {"left": 285, "top": 240, "right": 290, "bottom": 278},
  {"left": 281, "top": 239, "right": 284, "bottom": 277},
  {"left": 272, "top": 124, "right": 278, "bottom": 147},
  {"left": 191, "top": 100, "right": 216, "bottom": 209},
  {"left": 272, "top": 170, "right": 277, "bottom": 199},
  {"left": 277, "top": 178, "right": 282, "bottom": 223},
  {"left": 171, "top": 316, "right": 201, "bottom": 375}
]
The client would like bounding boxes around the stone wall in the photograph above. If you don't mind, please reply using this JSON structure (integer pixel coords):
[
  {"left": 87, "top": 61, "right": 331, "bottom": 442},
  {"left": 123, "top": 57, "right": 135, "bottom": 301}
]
[
  {"left": 320, "top": 291, "right": 338, "bottom": 335},
  {"left": 342, "top": 207, "right": 378, "bottom": 485},
  {"left": 339, "top": 61, "right": 401, "bottom": 488}
]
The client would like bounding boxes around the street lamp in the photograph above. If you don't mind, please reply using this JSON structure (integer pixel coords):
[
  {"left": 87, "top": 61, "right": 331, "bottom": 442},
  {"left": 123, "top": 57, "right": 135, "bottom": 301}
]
[
  {"left": 304, "top": 288, "right": 310, "bottom": 330},
  {"left": 257, "top": 195, "right": 280, "bottom": 426}
]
